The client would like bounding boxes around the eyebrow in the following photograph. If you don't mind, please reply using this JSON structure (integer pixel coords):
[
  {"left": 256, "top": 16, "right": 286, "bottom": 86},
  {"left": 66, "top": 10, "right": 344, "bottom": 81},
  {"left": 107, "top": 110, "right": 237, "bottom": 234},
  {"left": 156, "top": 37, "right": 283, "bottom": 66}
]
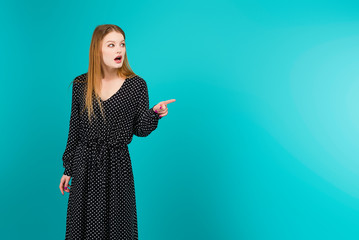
[{"left": 106, "top": 40, "right": 125, "bottom": 43}]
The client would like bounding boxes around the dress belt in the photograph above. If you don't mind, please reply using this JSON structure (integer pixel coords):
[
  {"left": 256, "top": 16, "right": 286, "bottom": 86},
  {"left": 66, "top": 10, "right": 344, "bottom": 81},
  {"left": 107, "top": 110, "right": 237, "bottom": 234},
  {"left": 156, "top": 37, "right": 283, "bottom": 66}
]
[{"left": 80, "top": 137, "right": 128, "bottom": 171}]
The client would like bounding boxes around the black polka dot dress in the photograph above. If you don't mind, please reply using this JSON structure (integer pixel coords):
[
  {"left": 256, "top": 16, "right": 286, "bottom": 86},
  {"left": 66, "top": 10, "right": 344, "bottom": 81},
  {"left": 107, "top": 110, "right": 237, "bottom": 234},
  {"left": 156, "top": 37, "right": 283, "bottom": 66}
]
[{"left": 62, "top": 72, "right": 161, "bottom": 239}]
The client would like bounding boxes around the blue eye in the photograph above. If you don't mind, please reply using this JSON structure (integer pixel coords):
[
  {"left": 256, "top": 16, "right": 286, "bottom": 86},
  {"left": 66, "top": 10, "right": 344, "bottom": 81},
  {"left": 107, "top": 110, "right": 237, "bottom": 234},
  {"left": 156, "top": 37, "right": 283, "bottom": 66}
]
[{"left": 108, "top": 43, "right": 125, "bottom": 47}]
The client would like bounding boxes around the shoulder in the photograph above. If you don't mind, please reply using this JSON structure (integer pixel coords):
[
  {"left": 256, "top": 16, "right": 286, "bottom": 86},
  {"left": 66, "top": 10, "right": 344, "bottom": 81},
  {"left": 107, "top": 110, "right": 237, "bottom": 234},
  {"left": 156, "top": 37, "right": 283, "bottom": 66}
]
[
  {"left": 66, "top": 73, "right": 87, "bottom": 101},
  {"left": 72, "top": 72, "right": 87, "bottom": 90},
  {"left": 129, "top": 75, "right": 146, "bottom": 86},
  {"left": 129, "top": 75, "right": 148, "bottom": 91},
  {"left": 73, "top": 72, "right": 87, "bottom": 85}
]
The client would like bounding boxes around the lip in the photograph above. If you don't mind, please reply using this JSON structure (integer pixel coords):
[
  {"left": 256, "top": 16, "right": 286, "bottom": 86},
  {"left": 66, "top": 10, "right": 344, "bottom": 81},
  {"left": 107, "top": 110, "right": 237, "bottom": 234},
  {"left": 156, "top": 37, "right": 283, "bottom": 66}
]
[
  {"left": 114, "top": 55, "right": 122, "bottom": 63},
  {"left": 114, "top": 55, "right": 122, "bottom": 60}
]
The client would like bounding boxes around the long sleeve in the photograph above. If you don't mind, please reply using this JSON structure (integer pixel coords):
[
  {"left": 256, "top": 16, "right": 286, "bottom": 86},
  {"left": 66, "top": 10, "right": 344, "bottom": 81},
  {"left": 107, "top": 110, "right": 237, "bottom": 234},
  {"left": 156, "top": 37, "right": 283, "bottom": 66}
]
[
  {"left": 62, "top": 81, "right": 80, "bottom": 176},
  {"left": 133, "top": 81, "right": 161, "bottom": 137}
]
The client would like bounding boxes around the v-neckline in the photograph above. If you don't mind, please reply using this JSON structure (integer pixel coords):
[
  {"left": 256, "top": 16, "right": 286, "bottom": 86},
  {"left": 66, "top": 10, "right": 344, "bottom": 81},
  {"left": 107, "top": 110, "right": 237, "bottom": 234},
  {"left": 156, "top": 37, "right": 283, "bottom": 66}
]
[{"left": 100, "top": 77, "right": 129, "bottom": 103}]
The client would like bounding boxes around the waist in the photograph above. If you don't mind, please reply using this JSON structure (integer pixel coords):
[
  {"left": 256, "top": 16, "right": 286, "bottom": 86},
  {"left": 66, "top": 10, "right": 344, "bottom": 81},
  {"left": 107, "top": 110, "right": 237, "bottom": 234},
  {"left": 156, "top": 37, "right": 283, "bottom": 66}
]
[{"left": 79, "top": 137, "right": 128, "bottom": 149}]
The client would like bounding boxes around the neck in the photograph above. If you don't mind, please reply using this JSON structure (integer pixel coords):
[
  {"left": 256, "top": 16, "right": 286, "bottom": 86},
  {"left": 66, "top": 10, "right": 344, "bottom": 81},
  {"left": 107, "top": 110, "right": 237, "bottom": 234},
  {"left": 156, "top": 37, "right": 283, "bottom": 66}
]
[{"left": 102, "top": 65, "right": 124, "bottom": 80}]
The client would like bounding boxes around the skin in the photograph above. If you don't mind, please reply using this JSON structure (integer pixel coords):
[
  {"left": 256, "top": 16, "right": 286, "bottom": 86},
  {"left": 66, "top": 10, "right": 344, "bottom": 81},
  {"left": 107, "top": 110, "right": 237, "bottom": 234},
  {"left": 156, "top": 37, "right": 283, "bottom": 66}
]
[
  {"left": 60, "top": 31, "right": 175, "bottom": 195},
  {"left": 99, "top": 31, "right": 127, "bottom": 100}
]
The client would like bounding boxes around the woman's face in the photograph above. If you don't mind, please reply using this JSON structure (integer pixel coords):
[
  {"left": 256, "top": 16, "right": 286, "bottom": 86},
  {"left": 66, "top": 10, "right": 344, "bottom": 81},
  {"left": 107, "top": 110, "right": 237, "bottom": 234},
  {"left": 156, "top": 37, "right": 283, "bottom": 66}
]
[{"left": 101, "top": 31, "right": 126, "bottom": 70}]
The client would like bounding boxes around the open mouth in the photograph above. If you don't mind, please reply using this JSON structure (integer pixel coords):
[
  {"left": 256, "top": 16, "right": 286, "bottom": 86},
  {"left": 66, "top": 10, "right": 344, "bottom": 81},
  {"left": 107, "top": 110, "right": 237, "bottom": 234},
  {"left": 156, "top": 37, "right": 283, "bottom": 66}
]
[{"left": 114, "top": 55, "right": 122, "bottom": 62}]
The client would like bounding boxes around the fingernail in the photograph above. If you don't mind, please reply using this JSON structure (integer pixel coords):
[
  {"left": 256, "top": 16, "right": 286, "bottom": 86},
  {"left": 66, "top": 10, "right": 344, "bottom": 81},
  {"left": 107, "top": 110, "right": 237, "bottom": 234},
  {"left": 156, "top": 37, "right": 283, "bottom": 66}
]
[
  {"left": 64, "top": 187, "right": 67, "bottom": 189},
  {"left": 160, "top": 106, "right": 162, "bottom": 109},
  {"left": 155, "top": 110, "right": 157, "bottom": 113}
]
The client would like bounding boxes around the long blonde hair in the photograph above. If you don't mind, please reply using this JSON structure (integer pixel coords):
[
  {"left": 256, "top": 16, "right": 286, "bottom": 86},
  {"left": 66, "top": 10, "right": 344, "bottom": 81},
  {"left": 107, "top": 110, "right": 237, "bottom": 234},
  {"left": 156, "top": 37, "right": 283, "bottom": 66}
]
[{"left": 71, "top": 24, "right": 137, "bottom": 123}]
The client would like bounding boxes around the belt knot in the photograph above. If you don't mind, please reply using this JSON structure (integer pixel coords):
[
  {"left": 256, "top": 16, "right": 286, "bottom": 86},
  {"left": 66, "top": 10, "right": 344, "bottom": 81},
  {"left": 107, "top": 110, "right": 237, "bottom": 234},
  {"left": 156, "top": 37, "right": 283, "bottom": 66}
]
[{"left": 81, "top": 137, "right": 128, "bottom": 170}]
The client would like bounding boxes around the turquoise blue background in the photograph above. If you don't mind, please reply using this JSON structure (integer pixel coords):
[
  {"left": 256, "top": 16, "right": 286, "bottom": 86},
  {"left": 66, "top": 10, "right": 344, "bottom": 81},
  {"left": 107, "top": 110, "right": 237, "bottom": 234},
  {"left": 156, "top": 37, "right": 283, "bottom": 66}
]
[{"left": 1, "top": 0, "right": 359, "bottom": 239}]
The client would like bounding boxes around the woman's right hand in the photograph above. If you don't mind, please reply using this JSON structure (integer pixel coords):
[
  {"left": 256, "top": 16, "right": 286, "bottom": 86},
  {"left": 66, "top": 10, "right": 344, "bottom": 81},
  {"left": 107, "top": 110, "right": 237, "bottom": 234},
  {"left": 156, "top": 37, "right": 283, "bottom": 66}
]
[{"left": 59, "top": 174, "right": 71, "bottom": 195}]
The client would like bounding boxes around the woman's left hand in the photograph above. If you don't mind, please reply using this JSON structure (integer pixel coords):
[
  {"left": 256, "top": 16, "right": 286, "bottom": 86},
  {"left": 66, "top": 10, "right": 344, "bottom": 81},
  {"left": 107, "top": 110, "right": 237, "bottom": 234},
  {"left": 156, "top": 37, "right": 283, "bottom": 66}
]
[{"left": 153, "top": 99, "right": 176, "bottom": 118}]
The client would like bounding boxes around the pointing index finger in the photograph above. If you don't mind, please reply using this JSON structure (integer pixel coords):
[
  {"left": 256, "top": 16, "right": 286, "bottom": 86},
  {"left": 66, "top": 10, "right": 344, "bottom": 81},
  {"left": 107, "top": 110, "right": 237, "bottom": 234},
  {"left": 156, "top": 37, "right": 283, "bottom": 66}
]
[{"left": 162, "top": 99, "right": 176, "bottom": 105}]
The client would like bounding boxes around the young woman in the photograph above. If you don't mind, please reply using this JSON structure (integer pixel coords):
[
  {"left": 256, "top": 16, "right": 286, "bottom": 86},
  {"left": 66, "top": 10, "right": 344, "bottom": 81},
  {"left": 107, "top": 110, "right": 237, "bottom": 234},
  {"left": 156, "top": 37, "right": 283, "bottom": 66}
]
[{"left": 59, "top": 24, "right": 175, "bottom": 239}]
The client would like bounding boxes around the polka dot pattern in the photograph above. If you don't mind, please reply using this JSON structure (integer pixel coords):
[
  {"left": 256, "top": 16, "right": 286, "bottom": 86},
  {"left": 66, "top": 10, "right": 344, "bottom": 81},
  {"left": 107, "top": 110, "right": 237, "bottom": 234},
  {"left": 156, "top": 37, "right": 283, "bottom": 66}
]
[{"left": 62, "top": 72, "right": 161, "bottom": 239}]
